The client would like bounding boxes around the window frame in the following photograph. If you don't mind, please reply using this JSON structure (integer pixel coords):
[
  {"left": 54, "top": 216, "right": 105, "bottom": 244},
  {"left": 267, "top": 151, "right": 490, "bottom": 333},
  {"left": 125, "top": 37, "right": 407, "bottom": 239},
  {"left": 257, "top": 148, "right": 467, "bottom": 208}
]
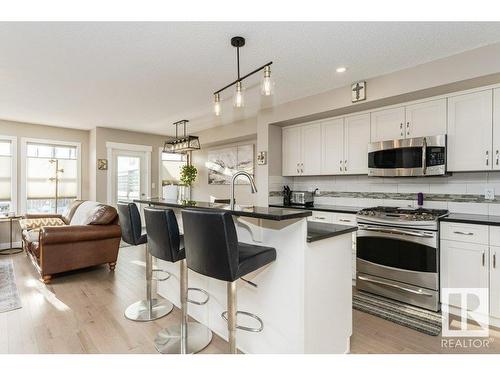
[
  {"left": 0, "top": 135, "right": 17, "bottom": 215},
  {"left": 20, "top": 137, "right": 81, "bottom": 215}
]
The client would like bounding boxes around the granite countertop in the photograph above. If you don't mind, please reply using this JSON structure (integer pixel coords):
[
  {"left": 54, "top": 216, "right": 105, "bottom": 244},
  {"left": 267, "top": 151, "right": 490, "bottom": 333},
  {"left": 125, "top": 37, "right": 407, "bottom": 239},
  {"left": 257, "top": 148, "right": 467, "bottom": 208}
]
[
  {"left": 307, "top": 221, "right": 357, "bottom": 243},
  {"left": 270, "top": 203, "right": 362, "bottom": 214},
  {"left": 134, "top": 198, "right": 312, "bottom": 221},
  {"left": 440, "top": 213, "right": 500, "bottom": 226}
]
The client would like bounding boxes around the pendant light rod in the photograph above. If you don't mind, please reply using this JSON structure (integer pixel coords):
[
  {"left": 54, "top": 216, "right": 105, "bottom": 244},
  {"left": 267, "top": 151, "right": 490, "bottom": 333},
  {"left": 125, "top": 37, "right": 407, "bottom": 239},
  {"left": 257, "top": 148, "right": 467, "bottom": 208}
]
[{"left": 213, "top": 61, "right": 273, "bottom": 95}]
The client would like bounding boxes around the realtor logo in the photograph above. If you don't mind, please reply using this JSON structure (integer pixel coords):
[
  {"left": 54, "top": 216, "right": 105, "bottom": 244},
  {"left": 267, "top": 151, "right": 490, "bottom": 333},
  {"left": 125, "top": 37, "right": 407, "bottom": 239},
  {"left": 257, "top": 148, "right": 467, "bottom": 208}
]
[{"left": 441, "top": 288, "right": 489, "bottom": 337}]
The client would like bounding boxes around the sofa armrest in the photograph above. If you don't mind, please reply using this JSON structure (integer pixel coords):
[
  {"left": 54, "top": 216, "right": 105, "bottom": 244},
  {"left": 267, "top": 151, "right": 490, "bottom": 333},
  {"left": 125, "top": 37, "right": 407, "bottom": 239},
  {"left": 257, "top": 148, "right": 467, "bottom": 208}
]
[
  {"left": 25, "top": 213, "right": 64, "bottom": 220},
  {"left": 40, "top": 225, "right": 122, "bottom": 245}
]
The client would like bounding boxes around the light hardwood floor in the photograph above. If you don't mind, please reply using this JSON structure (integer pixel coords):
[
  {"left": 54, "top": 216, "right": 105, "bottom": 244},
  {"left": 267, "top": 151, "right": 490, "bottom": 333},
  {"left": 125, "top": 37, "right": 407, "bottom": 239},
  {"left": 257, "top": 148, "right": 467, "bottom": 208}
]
[{"left": 2, "top": 245, "right": 500, "bottom": 354}]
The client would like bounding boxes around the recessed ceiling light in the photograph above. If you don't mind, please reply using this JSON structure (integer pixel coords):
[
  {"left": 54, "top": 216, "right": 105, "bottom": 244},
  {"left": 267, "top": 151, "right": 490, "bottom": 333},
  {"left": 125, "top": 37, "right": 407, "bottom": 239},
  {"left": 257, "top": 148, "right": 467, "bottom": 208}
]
[{"left": 336, "top": 66, "right": 347, "bottom": 73}]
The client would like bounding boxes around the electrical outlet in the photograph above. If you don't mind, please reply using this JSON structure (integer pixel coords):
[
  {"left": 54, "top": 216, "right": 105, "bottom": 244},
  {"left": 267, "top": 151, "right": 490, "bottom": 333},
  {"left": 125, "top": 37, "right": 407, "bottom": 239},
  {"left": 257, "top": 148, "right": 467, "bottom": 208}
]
[{"left": 485, "top": 187, "right": 495, "bottom": 200}]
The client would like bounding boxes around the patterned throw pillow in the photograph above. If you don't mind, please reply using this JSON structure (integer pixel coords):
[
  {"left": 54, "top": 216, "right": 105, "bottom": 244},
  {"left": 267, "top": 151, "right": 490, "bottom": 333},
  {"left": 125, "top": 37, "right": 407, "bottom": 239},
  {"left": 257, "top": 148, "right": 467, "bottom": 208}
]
[{"left": 19, "top": 218, "right": 66, "bottom": 230}]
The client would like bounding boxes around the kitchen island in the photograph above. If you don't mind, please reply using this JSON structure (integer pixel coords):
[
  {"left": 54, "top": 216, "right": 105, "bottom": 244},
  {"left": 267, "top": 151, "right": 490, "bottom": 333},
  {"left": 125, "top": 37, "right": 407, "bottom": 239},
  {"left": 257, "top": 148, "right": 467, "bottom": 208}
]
[{"left": 134, "top": 198, "right": 356, "bottom": 354}]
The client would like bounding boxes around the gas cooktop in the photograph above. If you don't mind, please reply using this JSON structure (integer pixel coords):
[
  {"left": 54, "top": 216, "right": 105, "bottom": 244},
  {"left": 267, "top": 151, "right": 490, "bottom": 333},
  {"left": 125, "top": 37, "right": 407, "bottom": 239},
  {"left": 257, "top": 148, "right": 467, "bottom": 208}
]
[{"left": 356, "top": 206, "right": 449, "bottom": 229}]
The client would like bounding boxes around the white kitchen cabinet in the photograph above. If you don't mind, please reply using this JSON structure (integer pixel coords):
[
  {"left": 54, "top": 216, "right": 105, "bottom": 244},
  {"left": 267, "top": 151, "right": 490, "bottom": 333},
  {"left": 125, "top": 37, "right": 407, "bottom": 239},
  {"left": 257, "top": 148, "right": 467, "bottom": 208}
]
[
  {"left": 441, "top": 239, "right": 489, "bottom": 310},
  {"left": 282, "top": 126, "right": 302, "bottom": 176},
  {"left": 493, "top": 88, "right": 500, "bottom": 170},
  {"left": 405, "top": 98, "right": 447, "bottom": 138},
  {"left": 490, "top": 245, "right": 500, "bottom": 319},
  {"left": 447, "top": 90, "right": 493, "bottom": 172},
  {"left": 344, "top": 113, "right": 371, "bottom": 175},
  {"left": 301, "top": 123, "right": 322, "bottom": 176},
  {"left": 320, "top": 118, "right": 344, "bottom": 174},
  {"left": 370, "top": 106, "right": 405, "bottom": 142}
]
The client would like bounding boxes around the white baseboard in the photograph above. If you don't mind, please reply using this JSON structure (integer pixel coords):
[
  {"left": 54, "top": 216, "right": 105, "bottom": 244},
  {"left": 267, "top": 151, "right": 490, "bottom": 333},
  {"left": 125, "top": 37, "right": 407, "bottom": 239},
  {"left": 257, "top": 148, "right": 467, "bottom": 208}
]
[{"left": 0, "top": 241, "right": 22, "bottom": 250}]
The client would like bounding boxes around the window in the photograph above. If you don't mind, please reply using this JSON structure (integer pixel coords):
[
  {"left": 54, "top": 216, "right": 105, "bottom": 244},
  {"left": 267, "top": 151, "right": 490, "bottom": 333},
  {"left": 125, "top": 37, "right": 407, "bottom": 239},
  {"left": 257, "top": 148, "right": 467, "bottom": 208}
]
[
  {"left": 160, "top": 152, "right": 187, "bottom": 185},
  {"left": 23, "top": 140, "right": 80, "bottom": 214},
  {"left": 0, "top": 136, "right": 16, "bottom": 215}
]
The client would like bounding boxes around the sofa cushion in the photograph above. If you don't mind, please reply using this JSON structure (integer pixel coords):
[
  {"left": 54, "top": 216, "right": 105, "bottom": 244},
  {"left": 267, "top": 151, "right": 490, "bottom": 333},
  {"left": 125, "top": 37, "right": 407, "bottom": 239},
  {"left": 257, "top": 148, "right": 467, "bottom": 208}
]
[
  {"left": 86, "top": 205, "right": 118, "bottom": 225},
  {"left": 62, "top": 200, "right": 85, "bottom": 224},
  {"left": 69, "top": 201, "right": 101, "bottom": 225},
  {"left": 24, "top": 229, "right": 41, "bottom": 243},
  {"left": 19, "top": 217, "right": 66, "bottom": 231}
]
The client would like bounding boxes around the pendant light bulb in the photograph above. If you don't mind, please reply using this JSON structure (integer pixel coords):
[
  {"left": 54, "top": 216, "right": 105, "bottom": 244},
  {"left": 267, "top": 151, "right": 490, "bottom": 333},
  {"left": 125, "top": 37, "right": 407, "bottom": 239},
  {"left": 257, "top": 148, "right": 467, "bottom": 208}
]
[
  {"left": 233, "top": 81, "right": 244, "bottom": 108},
  {"left": 214, "top": 93, "right": 221, "bottom": 116},
  {"left": 261, "top": 65, "right": 274, "bottom": 96}
]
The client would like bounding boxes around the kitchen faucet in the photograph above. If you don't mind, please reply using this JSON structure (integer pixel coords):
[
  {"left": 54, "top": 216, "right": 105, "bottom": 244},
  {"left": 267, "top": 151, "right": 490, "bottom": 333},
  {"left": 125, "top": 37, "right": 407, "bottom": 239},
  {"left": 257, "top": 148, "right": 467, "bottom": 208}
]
[{"left": 230, "top": 171, "right": 257, "bottom": 210}]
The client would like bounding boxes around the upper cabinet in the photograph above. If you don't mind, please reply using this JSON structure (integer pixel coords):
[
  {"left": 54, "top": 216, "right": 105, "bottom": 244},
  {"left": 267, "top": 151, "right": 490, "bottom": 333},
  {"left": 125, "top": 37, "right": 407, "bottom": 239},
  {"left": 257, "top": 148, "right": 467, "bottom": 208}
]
[
  {"left": 370, "top": 98, "right": 447, "bottom": 142},
  {"left": 370, "top": 107, "right": 405, "bottom": 142},
  {"left": 447, "top": 90, "right": 493, "bottom": 172},
  {"left": 282, "top": 123, "right": 321, "bottom": 176},
  {"left": 405, "top": 99, "right": 447, "bottom": 138},
  {"left": 344, "top": 114, "right": 371, "bottom": 175},
  {"left": 321, "top": 118, "right": 344, "bottom": 175},
  {"left": 493, "top": 88, "right": 500, "bottom": 171}
]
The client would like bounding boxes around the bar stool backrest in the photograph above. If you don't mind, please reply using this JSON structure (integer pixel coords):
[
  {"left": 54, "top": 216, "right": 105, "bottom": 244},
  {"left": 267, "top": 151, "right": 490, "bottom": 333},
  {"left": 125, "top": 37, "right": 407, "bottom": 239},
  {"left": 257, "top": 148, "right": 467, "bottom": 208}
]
[
  {"left": 181, "top": 209, "right": 239, "bottom": 282},
  {"left": 117, "top": 202, "right": 144, "bottom": 246},
  {"left": 144, "top": 207, "right": 183, "bottom": 263}
]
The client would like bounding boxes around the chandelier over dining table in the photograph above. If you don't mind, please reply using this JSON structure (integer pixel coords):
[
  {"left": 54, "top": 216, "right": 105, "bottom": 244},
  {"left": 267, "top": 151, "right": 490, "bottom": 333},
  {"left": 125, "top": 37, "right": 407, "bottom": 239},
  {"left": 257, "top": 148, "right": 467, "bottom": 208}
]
[{"left": 213, "top": 36, "right": 274, "bottom": 116}]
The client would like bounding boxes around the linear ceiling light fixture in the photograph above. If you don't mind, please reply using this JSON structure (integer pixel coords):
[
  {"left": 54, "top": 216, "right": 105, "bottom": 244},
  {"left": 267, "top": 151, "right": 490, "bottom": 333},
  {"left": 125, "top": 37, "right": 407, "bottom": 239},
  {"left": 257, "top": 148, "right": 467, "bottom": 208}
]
[
  {"left": 163, "top": 120, "right": 201, "bottom": 154},
  {"left": 213, "top": 36, "right": 273, "bottom": 116}
]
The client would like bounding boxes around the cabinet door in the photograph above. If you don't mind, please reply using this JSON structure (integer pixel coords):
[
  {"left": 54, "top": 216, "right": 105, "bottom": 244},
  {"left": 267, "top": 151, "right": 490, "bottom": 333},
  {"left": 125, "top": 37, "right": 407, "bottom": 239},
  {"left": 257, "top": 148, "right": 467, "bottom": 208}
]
[
  {"left": 491, "top": 246, "right": 500, "bottom": 319},
  {"left": 320, "top": 118, "right": 344, "bottom": 175},
  {"left": 493, "top": 88, "right": 500, "bottom": 170},
  {"left": 370, "top": 106, "right": 405, "bottom": 142},
  {"left": 282, "top": 126, "right": 302, "bottom": 176},
  {"left": 301, "top": 123, "right": 322, "bottom": 176},
  {"left": 405, "top": 98, "right": 447, "bottom": 138},
  {"left": 344, "top": 113, "right": 371, "bottom": 175},
  {"left": 441, "top": 240, "right": 489, "bottom": 308},
  {"left": 447, "top": 90, "right": 493, "bottom": 172}
]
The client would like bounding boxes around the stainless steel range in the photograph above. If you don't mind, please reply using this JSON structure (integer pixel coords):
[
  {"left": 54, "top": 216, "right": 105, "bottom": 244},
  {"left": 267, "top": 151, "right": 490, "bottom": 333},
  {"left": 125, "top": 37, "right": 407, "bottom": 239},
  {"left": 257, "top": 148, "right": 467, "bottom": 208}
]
[{"left": 356, "top": 206, "right": 449, "bottom": 311}]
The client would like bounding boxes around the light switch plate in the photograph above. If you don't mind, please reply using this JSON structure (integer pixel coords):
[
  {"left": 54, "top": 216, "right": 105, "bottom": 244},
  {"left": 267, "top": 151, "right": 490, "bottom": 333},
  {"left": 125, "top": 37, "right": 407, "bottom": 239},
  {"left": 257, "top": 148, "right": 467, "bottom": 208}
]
[{"left": 485, "top": 187, "right": 495, "bottom": 200}]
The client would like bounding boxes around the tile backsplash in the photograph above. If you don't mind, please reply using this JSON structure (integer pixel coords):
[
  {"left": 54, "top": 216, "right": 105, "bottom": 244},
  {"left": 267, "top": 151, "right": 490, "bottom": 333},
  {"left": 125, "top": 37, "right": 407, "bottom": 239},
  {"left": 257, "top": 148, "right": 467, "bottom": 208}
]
[{"left": 269, "top": 172, "right": 500, "bottom": 215}]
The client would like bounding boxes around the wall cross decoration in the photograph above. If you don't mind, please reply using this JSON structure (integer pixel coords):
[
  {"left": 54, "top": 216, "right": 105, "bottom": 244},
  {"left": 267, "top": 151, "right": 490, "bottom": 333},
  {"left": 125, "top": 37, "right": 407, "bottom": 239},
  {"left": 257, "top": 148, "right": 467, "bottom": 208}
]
[{"left": 351, "top": 81, "right": 366, "bottom": 102}]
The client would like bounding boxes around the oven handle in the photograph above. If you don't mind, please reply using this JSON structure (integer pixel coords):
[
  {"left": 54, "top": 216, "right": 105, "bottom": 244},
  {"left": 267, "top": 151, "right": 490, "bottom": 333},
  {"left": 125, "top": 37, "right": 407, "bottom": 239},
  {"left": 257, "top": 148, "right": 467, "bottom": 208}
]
[
  {"left": 357, "top": 275, "right": 434, "bottom": 297},
  {"left": 359, "top": 225, "right": 435, "bottom": 238}
]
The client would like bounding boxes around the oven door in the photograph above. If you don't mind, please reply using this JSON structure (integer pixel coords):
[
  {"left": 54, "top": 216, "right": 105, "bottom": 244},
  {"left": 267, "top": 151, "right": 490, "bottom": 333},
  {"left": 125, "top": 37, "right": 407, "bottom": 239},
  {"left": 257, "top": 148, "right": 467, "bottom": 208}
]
[{"left": 356, "top": 223, "right": 438, "bottom": 290}]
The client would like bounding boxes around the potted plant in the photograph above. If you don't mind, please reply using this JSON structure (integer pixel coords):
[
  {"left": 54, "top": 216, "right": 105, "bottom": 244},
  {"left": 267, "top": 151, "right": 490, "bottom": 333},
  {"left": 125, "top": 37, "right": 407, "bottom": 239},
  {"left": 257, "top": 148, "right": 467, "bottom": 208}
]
[{"left": 179, "top": 164, "right": 197, "bottom": 200}]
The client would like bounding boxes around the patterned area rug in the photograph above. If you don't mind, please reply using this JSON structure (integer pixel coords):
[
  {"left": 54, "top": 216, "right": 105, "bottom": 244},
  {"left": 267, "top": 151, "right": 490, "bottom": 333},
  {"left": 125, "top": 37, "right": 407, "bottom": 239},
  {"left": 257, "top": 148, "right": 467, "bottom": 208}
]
[
  {"left": 353, "top": 291, "right": 441, "bottom": 336},
  {"left": 0, "top": 260, "right": 22, "bottom": 313}
]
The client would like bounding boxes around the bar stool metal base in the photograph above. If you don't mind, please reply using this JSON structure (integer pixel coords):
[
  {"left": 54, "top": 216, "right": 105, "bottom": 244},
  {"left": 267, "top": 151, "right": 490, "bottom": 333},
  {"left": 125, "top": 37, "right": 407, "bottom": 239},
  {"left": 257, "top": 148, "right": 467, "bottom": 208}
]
[
  {"left": 154, "top": 322, "right": 213, "bottom": 354},
  {"left": 124, "top": 299, "right": 173, "bottom": 322}
]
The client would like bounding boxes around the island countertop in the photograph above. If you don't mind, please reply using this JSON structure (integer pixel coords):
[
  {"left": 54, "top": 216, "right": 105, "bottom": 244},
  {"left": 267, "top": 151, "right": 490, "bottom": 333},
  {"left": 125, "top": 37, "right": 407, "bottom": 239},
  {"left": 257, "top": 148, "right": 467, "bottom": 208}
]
[{"left": 133, "top": 198, "right": 312, "bottom": 221}]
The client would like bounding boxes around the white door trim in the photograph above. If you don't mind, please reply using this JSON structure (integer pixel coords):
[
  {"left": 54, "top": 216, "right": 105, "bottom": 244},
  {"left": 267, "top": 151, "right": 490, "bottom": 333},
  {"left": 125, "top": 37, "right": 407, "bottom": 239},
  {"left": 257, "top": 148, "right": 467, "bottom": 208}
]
[{"left": 106, "top": 142, "right": 151, "bottom": 205}]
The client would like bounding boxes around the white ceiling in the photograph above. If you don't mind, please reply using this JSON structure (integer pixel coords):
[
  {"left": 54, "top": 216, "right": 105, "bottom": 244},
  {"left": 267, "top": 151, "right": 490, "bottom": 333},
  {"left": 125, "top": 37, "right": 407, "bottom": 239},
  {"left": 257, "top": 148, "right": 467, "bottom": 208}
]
[{"left": 1, "top": 22, "right": 500, "bottom": 135}]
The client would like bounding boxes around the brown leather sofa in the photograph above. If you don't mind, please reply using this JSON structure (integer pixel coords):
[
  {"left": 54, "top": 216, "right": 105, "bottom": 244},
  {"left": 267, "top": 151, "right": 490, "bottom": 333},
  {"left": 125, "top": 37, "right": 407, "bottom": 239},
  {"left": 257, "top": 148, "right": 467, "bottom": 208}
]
[{"left": 21, "top": 200, "right": 122, "bottom": 283}]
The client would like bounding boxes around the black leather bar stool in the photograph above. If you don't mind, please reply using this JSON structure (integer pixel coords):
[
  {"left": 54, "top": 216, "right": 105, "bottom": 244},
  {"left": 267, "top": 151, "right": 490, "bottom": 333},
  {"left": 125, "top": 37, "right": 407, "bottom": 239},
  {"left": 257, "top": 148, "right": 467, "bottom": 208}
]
[
  {"left": 181, "top": 209, "right": 277, "bottom": 354},
  {"left": 117, "top": 202, "right": 173, "bottom": 321},
  {"left": 144, "top": 207, "right": 213, "bottom": 354}
]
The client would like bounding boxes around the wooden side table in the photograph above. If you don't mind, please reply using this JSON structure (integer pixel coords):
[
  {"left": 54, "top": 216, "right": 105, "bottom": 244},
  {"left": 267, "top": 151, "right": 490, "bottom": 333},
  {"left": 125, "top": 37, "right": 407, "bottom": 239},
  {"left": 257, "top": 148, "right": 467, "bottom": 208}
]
[{"left": 0, "top": 215, "right": 24, "bottom": 255}]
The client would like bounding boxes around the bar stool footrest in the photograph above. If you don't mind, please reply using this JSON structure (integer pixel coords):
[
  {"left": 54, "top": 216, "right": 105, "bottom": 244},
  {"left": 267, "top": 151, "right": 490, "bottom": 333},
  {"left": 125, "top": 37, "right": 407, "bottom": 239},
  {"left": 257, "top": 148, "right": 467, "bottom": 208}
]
[
  {"left": 152, "top": 269, "right": 171, "bottom": 281},
  {"left": 187, "top": 287, "right": 210, "bottom": 305},
  {"left": 221, "top": 310, "right": 264, "bottom": 332}
]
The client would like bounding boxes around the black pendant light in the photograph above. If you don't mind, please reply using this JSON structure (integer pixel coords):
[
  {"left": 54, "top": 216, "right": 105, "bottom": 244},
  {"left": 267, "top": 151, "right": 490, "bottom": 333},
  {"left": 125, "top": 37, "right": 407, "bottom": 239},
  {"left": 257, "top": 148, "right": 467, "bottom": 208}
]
[
  {"left": 213, "top": 36, "right": 274, "bottom": 116},
  {"left": 163, "top": 120, "right": 201, "bottom": 153}
]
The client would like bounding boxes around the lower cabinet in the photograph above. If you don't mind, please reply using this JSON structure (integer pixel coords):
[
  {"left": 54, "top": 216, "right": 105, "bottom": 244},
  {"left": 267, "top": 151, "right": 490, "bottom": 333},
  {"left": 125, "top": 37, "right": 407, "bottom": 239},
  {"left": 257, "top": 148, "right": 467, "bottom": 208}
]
[{"left": 440, "top": 222, "right": 500, "bottom": 323}]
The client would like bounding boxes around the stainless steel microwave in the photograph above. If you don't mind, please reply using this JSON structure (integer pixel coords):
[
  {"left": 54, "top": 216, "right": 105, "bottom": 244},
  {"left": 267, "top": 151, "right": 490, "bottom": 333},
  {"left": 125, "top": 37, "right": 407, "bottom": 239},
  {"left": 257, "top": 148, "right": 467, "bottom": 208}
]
[{"left": 368, "top": 135, "right": 447, "bottom": 177}]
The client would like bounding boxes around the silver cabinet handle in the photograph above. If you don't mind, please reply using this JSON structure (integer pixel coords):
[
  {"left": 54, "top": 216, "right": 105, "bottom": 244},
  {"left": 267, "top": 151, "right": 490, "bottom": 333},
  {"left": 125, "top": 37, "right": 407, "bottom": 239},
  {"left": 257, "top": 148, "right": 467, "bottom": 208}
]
[
  {"left": 494, "top": 252, "right": 497, "bottom": 269},
  {"left": 496, "top": 150, "right": 499, "bottom": 166},
  {"left": 486, "top": 150, "right": 489, "bottom": 166},
  {"left": 296, "top": 163, "right": 300, "bottom": 174},
  {"left": 406, "top": 121, "right": 410, "bottom": 136},
  {"left": 340, "top": 160, "right": 342, "bottom": 172},
  {"left": 400, "top": 123, "right": 403, "bottom": 137},
  {"left": 314, "top": 216, "right": 326, "bottom": 220},
  {"left": 339, "top": 218, "right": 352, "bottom": 222},
  {"left": 357, "top": 275, "right": 433, "bottom": 297},
  {"left": 482, "top": 251, "right": 486, "bottom": 267},
  {"left": 453, "top": 231, "right": 474, "bottom": 236},
  {"left": 300, "top": 162, "right": 304, "bottom": 174},
  {"left": 344, "top": 160, "right": 347, "bottom": 172}
]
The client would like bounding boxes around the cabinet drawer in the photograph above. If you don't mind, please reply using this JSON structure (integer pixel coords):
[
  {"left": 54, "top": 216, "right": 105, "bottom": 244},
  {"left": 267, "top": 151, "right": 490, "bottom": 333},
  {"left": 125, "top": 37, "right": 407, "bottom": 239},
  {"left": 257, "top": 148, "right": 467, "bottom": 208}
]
[
  {"left": 334, "top": 213, "right": 357, "bottom": 225},
  {"left": 440, "top": 222, "right": 488, "bottom": 244},
  {"left": 308, "top": 211, "right": 335, "bottom": 223},
  {"left": 490, "top": 226, "right": 500, "bottom": 247}
]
